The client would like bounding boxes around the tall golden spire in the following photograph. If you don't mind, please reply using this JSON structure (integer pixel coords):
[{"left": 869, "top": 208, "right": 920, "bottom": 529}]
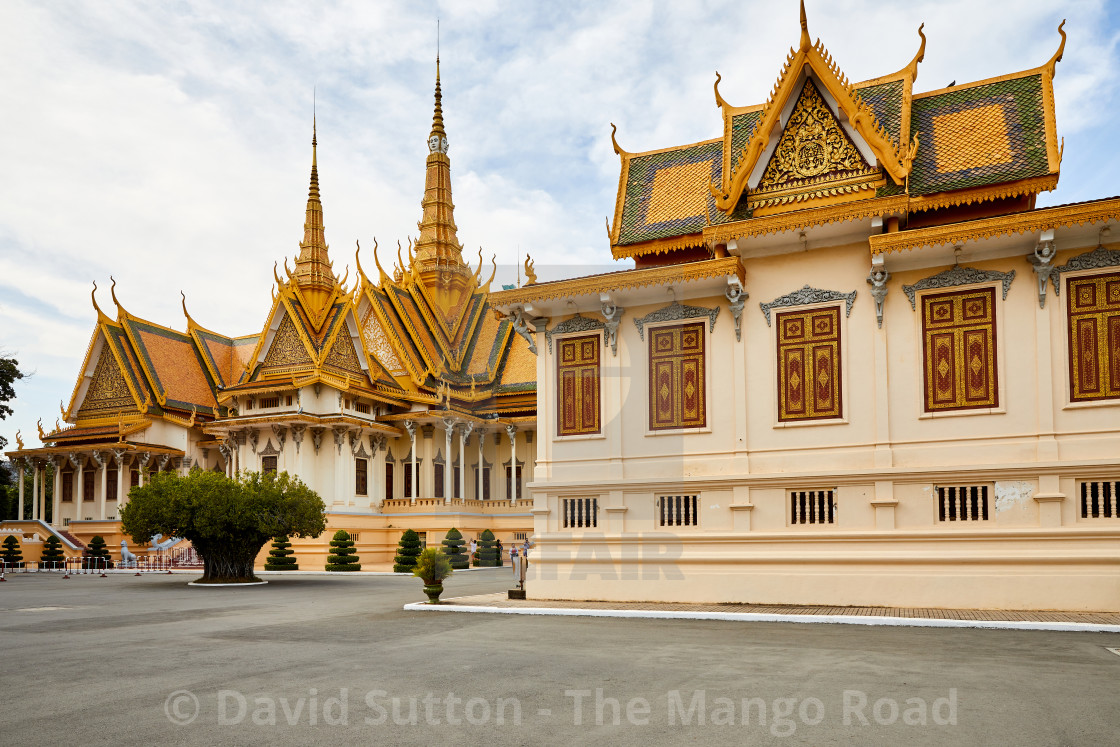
[
  {"left": 413, "top": 56, "right": 466, "bottom": 276},
  {"left": 292, "top": 114, "right": 337, "bottom": 298}
]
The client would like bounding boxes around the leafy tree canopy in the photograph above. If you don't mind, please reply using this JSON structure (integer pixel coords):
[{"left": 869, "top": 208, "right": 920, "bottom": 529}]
[{"left": 0, "top": 355, "right": 26, "bottom": 451}]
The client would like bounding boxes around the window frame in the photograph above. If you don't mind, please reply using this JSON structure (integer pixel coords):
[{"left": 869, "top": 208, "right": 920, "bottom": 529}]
[
  {"left": 769, "top": 301, "right": 850, "bottom": 427},
  {"left": 1063, "top": 269, "right": 1120, "bottom": 406},
  {"left": 355, "top": 457, "right": 368, "bottom": 496},
  {"left": 555, "top": 332, "right": 603, "bottom": 439},
  {"left": 644, "top": 319, "right": 710, "bottom": 435}
]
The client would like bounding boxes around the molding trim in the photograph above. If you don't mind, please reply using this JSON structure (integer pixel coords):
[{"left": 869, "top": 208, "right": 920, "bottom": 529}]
[
  {"left": 633, "top": 301, "right": 720, "bottom": 341},
  {"left": 759, "top": 285, "right": 857, "bottom": 326},
  {"left": 545, "top": 314, "right": 605, "bottom": 353},
  {"left": 1051, "top": 245, "right": 1120, "bottom": 295},
  {"left": 902, "top": 266, "right": 1016, "bottom": 310}
]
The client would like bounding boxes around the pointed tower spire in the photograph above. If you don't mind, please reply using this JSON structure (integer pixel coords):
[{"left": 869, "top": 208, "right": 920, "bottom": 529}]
[
  {"left": 292, "top": 110, "right": 337, "bottom": 305},
  {"left": 413, "top": 55, "right": 467, "bottom": 280}
]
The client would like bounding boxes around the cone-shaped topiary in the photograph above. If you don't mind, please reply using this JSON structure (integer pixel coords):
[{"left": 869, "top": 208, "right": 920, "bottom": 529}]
[
  {"left": 475, "top": 529, "right": 499, "bottom": 567},
  {"left": 1, "top": 534, "right": 23, "bottom": 566},
  {"left": 442, "top": 527, "right": 469, "bottom": 569},
  {"left": 393, "top": 529, "right": 422, "bottom": 573},
  {"left": 40, "top": 535, "right": 65, "bottom": 567},
  {"left": 85, "top": 535, "right": 112, "bottom": 569},
  {"left": 414, "top": 546, "right": 453, "bottom": 602},
  {"left": 265, "top": 535, "right": 298, "bottom": 571},
  {"left": 325, "top": 530, "right": 361, "bottom": 571}
]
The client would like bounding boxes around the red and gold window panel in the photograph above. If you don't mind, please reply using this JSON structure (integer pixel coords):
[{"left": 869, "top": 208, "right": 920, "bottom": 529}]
[
  {"left": 777, "top": 307, "right": 842, "bottom": 421},
  {"left": 648, "top": 322, "right": 706, "bottom": 430},
  {"left": 557, "top": 335, "right": 601, "bottom": 435},
  {"left": 1067, "top": 271, "right": 1120, "bottom": 402},
  {"left": 921, "top": 288, "right": 998, "bottom": 412}
]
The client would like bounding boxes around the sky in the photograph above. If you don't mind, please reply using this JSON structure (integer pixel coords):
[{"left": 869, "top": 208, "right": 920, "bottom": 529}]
[{"left": 0, "top": 0, "right": 1117, "bottom": 453}]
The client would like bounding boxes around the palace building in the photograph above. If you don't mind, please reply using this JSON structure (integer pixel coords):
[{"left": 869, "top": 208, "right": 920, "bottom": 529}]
[
  {"left": 4, "top": 61, "right": 537, "bottom": 567},
  {"left": 490, "top": 5, "right": 1120, "bottom": 610}
]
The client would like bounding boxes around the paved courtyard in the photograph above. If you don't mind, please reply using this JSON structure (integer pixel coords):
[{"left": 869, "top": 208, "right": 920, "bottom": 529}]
[{"left": 1, "top": 569, "right": 1119, "bottom": 745}]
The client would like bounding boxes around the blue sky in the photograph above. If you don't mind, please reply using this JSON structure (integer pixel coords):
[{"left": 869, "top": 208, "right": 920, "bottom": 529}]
[{"left": 1, "top": 0, "right": 1117, "bottom": 452}]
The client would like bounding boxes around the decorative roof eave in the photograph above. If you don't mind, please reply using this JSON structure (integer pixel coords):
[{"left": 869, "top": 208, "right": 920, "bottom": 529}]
[
  {"left": 6, "top": 442, "right": 185, "bottom": 460},
  {"left": 202, "top": 413, "right": 402, "bottom": 437},
  {"left": 215, "top": 375, "right": 407, "bottom": 409},
  {"left": 38, "top": 417, "right": 154, "bottom": 446},
  {"left": 869, "top": 196, "right": 1120, "bottom": 256},
  {"left": 612, "top": 232, "right": 709, "bottom": 260},
  {"left": 379, "top": 409, "right": 500, "bottom": 429},
  {"left": 489, "top": 256, "right": 744, "bottom": 308},
  {"left": 908, "top": 174, "right": 1059, "bottom": 215},
  {"left": 704, "top": 194, "right": 908, "bottom": 245},
  {"left": 711, "top": 3, "right": 911, "bottom": 212}
]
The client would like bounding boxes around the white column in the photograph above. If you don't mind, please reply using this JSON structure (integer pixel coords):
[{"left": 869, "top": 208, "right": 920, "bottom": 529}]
[
  {"left": 404, "top": 420, "right": 417, "bottom": 504},
  {"left": 506, "top": 424, "right": 518, "bottom": 504},
  {"left": 32, "top": 463, "right": 40, "bottom": 520},
  {"left": 442, "top": 419, "right": 454, "bottom": 504},
  {"left": 76, "top": 456, "right": 84, "bottom": 508},
  {"left": 17, "top": 461, "right": 25, "bottom": 520},
  {"left": 114, "top": 451, "right": 125, "bottom": 518},
  {"left": 99, "top": 453, "right": 108, "bottom": 521},
  {"left": 50, "top": 457, "right": 61, "bottom": 526},
  {"left": 476, "top": 430, "right": 484, "bottom": 500},
  {"left": 459, "top": 423, "right": 472, "bottom": 502}
]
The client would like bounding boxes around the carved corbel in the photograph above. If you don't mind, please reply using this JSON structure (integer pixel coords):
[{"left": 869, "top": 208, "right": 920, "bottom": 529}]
[
  {"left": 157, "top": 454, "right": 171, "bottom": 472},
  {"left": 89, "top": 451, "right": 105, "bottom": 469},
  {"left": 506, "top": 423, "right": 517, "bottom": 444},
  {"left": 600, "top": 295, "right": 625, "bottom": 355},
  {"left": 67, "top": 452, "right": 81, "bottom": 469},
  {"left": 349, "top": 430, "right": 362, "bottom": 456},
  {"left": 271, "top": 424, "right": 288, "bottom": 452},
  {"left": 246, "top": 429, "right": 259, "bottom": 454},
  {"left": 333, "top": 426, "right": 348, "bottom": 454},
  {"left": 136, "top": 452, "right": 151, "bottom": 476},
  {"left": 1027, "top": 229, "right": 1057, "bottom": 308},
  {"left": 112, "top": 449, "right": 126, "bottom": 468},
  {"left": 290, "top": 425, "right": 305, "bottom": 454},
  {"left": 461, "top": 421, "right": 475, "bottom": 444},
  {"left": 866, "top": 262, "right": 891, "bottom": 328},
  {"left": 724, "top": 281, "right": 747, "bottom": 341},
  {"left": 310, "top": 427, "right": 324, "bottom": 454}
]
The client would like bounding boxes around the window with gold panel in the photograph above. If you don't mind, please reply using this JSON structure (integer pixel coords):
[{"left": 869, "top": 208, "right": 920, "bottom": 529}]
[
  {"left": 648, "top": 322, "right": 706, "bottom": 430},
  {"left": 921, "top": 288, "right": 998, "bottom": 412},
  {"left": 556, "top": 334, "right": 601, "bottom": 436},
  {"left": 776, "top": 307, "right": 842, "bottom": 421},
  {"left": 1067, "top": 271, "right": 1120, "bottom": 402}
]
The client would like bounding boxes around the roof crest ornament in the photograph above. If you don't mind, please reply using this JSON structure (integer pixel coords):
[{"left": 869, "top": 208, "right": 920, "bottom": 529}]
[
  {"left": 799, "top": 0, "right": 811, "bottom": 52},
  {"left": 482, "top": 254, "right": 497, "bottom": 292},
  {"left": 109, "top": 276, "right": 126, "bottom": 318},
  {"left": 713, "top": 71, "right": 728, "bottom": 109},
  {"left": 91, "top": 280, "right": 111, "bottom": 323},
  {"left": 610, "top": 123, "right": 629, "bottom": 157},
  {"left": 1044, "top": 19, "right": 1067, "bottom": 78}
]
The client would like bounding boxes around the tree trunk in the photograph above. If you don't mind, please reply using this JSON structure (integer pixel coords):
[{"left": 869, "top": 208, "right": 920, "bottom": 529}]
[{"left": 195, "top": 543, "right": 264, "bottom": 583}]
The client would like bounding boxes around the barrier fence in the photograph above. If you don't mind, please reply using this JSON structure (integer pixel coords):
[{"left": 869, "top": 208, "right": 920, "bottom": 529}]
[{"left": 0, "top": 554, "right": 187, "bottom": 578}]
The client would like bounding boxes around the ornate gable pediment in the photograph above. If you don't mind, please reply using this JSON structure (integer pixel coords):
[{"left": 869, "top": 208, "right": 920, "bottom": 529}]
[
  {"left": 261, "top": 312, "right": 314, "bottom": 372},
  {"left": 77, "top": 337, "right": 136, "bottom": 417}
]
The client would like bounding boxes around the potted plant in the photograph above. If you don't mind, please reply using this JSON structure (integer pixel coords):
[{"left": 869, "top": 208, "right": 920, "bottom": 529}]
[{"left": 413, "top": 546, "right": 453, "bottom": 603}]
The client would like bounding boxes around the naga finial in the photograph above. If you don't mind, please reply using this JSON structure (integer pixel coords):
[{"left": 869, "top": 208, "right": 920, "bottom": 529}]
[
  {"left": 37, "top": 418, "right": 46, "bottom": 440},
  {"left": 91, "top": 280, "right": 110, "bottom": 321},
  {"left": 524, "top": 255, "right": 537, "bottom": 285},
  {"left": 15, "top": 430, "right": 23, "bottom": 450},
  {"left": 799, "top": 0, "right": 811, "bottom": 52},
  {"left": 109, "top": 275, "right": 123, "bottom": 316},
  {"left": 713, "top": 71, "right": 728, "bottom": 108},
  {"left": 1045, "top": 19, "right": 1067, "bottom": 77},
  {"left": 610, "top": 123, "right": 629, "bottom": 156}
]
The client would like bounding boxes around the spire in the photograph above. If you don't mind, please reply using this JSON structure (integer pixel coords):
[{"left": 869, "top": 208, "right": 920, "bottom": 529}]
[
  {"left": 799, "top": 0, "right": 811, "bottom": 52},
  {"left": 293, "top": 112, "right": 336, "bottom": 296},
  {"left": 413, "top": 56, "right": 466, "bottom": 275}
]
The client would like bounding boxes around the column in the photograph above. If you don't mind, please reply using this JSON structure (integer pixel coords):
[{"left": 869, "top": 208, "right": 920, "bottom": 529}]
[
  {"left": 114, "top": 452, "right": 124, "bottom": 518},
  {"left": 137, "top": 452, "right": 150, "bottom": 487},
  {"left": 99, "top": 453, "right": 109, "bottom": 521},
  {"left": 17, "top": 461, "right": 25, "bottom": 520},
  {"left": 476, "top": 430, "right": 484, "bottom": 500},
  {"left": 442, "top": 419, "right": 454, "bottom": 504},
  {"left": 50, "top": 457, "right": 61, "bottom": 526},
  {"left": 404, "top": 420, "right": 417, "bottom": 504},
  {"left": 76, "top": 455, "right": 84, "bottom": 506},
  {"left": 459, "top": 423, "right": 472, "bottom": 502},
  {"left": 506, "top": 424, "right": 518, "bottom": 504},
  {"left": 32, "top": 462, "right": 40, "bottom": 520}
]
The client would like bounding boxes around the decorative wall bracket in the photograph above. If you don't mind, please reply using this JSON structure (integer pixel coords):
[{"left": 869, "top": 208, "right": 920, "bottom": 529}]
[
  {"left": 1027, "top": 231, "right": 1057, "bottom": 308},
  {"left": 902, "top": 266, "right": 1015, "bottom": 310},
  {"left": 1051, "top": 244, "right": 1120, "bottom": 296},
  {"left": 290, "top": 424, "right": 305, "bottom": 454},
  {"left": 600, "top": 297, "right": 625, "bottom": 356},
  {"left": 332, "top": 426, "right": 348, "bottom": 454},
  {"left": 509, "top": 308, "right": 538, "bottom": 355},
  {"left": 246, "top": 429, "right": 259, "bottom": 454},
  {"left": 760, "top": 286, "right": 856, "bottom": 326},
  {"left": 634, "top": 301, "right": 720, "bottom": 340},
  {"left": 310, "top": 427, "right": 323, "bottom": 454},
  {"left": 725, "top": 282, "right": 747, "bottom": 341},
  {"left": 271, "top": 424, "right": 288, "bottom": 452},
  {"left": 545, "top": 313, "right": 605, "bottom": 353},
  {"left": 89, "top": 450, "right": 105, "bottom": 469},
  {"left": 866, "top": 267, "right": 891, "bottom": 328}
]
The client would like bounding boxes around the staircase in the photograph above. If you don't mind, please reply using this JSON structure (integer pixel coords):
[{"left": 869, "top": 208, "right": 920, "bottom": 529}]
[{"left": 58, "top": 530, "right": 87, "bottom": 553}]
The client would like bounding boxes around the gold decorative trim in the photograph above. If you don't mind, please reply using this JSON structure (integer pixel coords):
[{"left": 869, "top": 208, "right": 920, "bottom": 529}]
[
  {"left": 489, "top": 257, "right": 743, "bottom": 307},
  {"left": 869, "top": 196, "right": 1120, "bottom": 256},
  {"left": 611, "top": 232, "right": 708, "bottom": 260},
  {"left": 703, "top": 194, "right": 908, "bottom": 244},
  {"left": 908, "top": 175, "right": 1059, "bottom": 215}
]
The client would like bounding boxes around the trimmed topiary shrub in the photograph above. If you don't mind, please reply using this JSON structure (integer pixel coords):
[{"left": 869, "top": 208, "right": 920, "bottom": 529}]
[
  {"left": 265, "top": 535, "right": 298, "bottom": 571},
  {"left": 85, "top": 535, "right": 112, "bottom": 569},
  {"left": 40, "top": 535, "right": 65, "bottom": 567},
  {"left": 325, "top": 530, "right": 361, "bottom": 572},
  {"left": 1, "top": 535, "right": 23, "bottom": 566},
  {"left": 393, "top": 529, "right": 422, "bottom": 573},
  {"left": 475, "top": 529, "right": 499, "bottom": 567},
  {"left": 442, "top": 527, "right": 469, "bottom": 569}
]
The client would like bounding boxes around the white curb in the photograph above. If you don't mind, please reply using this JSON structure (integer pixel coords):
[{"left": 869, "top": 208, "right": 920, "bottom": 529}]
[{"left": 401, "top": 602, "right": 1120, "bottom": 633}]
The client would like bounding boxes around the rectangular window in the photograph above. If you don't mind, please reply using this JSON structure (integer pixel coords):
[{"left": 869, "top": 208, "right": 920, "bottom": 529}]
[
  {"left": 453, "top": 466, "right": 461, "bottom": 499},
  {"left": 922, "top": 288, "right": 998, "bottom": 411},
  {"left": 348, "top": 532, "right": 361, "bottom": 542},
  {"left": 434, "top": 463, "right": 444, "bottom": 499},
  {"left": 262, "top": 456, "right": 277, "bottom": 474},
  {"left": 403, "top": 462, "right": 413, "bottom": 498},
  {"left": 777, "top": 307, "right": 842, "bottom": 421},
  {"left": 260, "top": 396, "right": 280, "bottom": 409},
  {"left": 513, "top": 532, "right": 528, "bottom": 541},
  {"left": 506, "top": 465, "right": 522, "bottom": 499},
  {"left": 61, "top": 471, "right": 74, "bottom": 502},
  {"left": 130, "top": 469, "right": 139, "bottom": 488},
  {"left": 649, "top": 321, "right": 706, "bottom": 430},
  {"left": 790, "top": 489, "right": 835, "bottom": 524},
  {"left": 285, "top": 395, "right": 293, "bottom": 406},
  {"left": 937, "top": 485, "right": 989, "bottom": 521},
  {"left": 384, "top": 463, "right": 394, "bottom": 500},
  {"left": 562, "top": 497, "right": 598, "bottom": 528},
  {"left": 1080, "top": 481, "right": 1119, "bottom": 518},
  {"left": 477, "top": 467, "right": 491, "bottom": 500},
  {"left": 557, "top": 334, "right": 601, "bottom": 435},
  {"left": 658, "top": 494, "right": 699, "bottom": 527},
  {"left": 83, "top": 469, "right": 95, "bottom": 501},
  {"left": 416, "top": 532, "right": 427, "bottom": 549},
  {"left": 356, "top": 402, "right": 371, "bottom": 414},
  {"left": 1068, "top": 271, "right": 1120, "bottom": 402},
  {"left": 107, "top": 469, "right": 118, "bottom": 502},
  {"left": 355, "top": 458, "right": 368, "bottom": 496}
]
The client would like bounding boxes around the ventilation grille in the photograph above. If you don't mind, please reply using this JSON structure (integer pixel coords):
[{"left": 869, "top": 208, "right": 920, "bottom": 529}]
[
  {"left": 791, "top": 490, "right": 835, "bottom": 524},
  {"left": 937, "top": 485, "right": 989, "bottom": 521},
  {"left": 562, "top": 497, "right": 598, "bottom": 528},
  {"left": 259, "top": 396, "right": 280, "bottom": 409},
  {"left": 1081, "top": 481, "right": 1119, "bottom": 519},
  {"left": 658, "top": 495, "right": 699, "bottom": 527}
]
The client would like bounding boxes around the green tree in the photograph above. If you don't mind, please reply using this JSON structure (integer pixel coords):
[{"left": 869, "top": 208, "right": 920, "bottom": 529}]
[
  {"left": 1, "top": 534, "right": 23, "bottom": 565},
  {"left": 475, "top": 529, "right": 499, "bottom": 567},
  {"left": 325, "top": 530, "right": 361, "bottom": 572},
  {"left": 442, "top": 527, "right": 469, "bottom": 569},
  {"left": 40, "top": 534, "right": 65, "bottom": 567},
  {"left": 0, "top": 355, "right": 26, "bottom": 452},
  {"left": 120, "top": 469, "right": 326, "bottom": 583},
  {"left": 264, "top": 535, "right": 298, "bottom": 571},
  {"left": 393, "top": 529, "right": 422, "bottom": 573},
  {"left": 86, "top": 535, "right": 111, "bottom": 569}
]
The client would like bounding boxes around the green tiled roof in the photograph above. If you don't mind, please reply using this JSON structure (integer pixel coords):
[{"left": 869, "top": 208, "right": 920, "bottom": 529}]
[
  {"left": 857, "top": 80, "right": 904, "bottom": 147},
  {"left": 617, "top": 140, "right": 723, "bottom": 246}
]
